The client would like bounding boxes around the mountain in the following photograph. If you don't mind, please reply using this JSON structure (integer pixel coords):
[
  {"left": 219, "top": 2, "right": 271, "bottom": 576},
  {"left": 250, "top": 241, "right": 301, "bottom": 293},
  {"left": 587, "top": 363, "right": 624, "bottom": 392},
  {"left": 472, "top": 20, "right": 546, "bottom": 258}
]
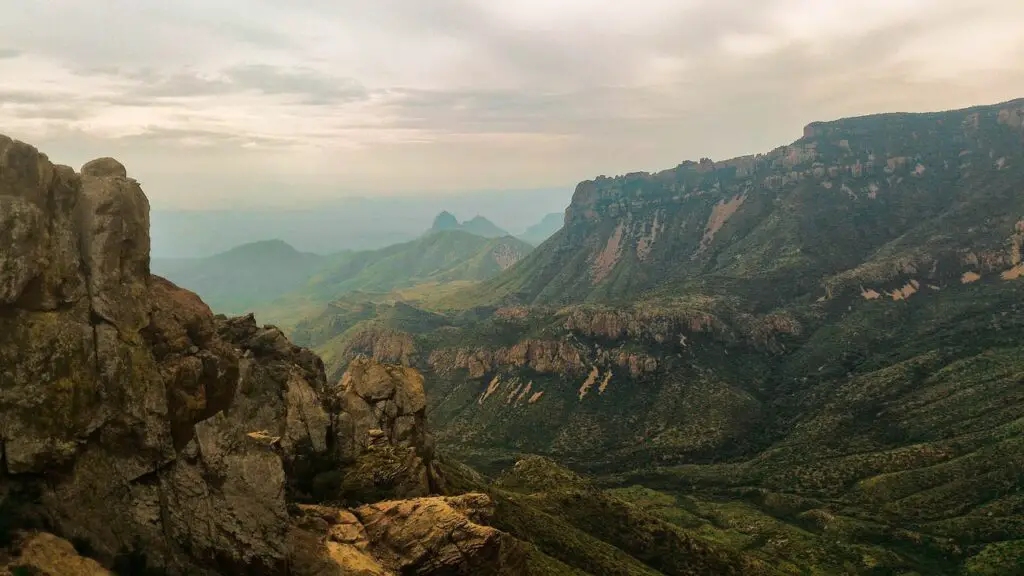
[
  {"left": 306, "top": 98, "right": 1024, "bottom": 574},
  {"left": 152, "top": 228, "right": 533, "bottom": 326},
  {"left": 252, "top": 230, "right": 532, "bottom": 328},
  {"left": 452, "top": 98, "right": 1024, "bottom": 308},
  {"left": 431, "top": 210, "right": 460, "bottom": 231},
  {"left": 307, "top": 230, "right": 530, "bottom": 295},
  {"left": 151, "top": 238, "right": 330, "bottom": 315},
  {"left": 518, "top": 212, "right": 564, "bottom": 246},
  {"left": 427, "top": 211, "right": 510, "bottom": 238}
]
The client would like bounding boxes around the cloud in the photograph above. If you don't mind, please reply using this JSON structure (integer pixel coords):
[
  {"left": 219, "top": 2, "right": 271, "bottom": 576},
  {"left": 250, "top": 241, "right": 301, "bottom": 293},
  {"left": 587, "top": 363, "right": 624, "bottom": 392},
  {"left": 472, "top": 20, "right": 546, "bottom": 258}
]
[{"left": 0, "top": 0, "right": 1022, "bottom": 209}]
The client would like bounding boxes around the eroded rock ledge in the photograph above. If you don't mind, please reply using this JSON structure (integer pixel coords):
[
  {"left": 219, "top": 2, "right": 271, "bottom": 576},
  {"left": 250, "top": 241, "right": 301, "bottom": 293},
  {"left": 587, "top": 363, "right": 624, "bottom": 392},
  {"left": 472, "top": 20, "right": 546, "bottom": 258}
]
[{"left": 0, "top": 134, "right": 513, "bottom": 575}]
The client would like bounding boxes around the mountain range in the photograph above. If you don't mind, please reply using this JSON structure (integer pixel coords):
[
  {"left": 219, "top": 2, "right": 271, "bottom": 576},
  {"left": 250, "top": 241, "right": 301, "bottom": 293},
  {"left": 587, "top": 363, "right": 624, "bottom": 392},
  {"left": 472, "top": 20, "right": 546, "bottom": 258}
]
[
  {"left": 251, "top": 230, "right": 532, "bottom": 328},
  {"left": 0, "top": 134, "right": 771, "bottom": 575},
  {"left": 150, "top": 190, "right": 573, "bottom": 258},
  {"left": 153, "top": 216, "right": 538, "bottom": 321},
  {"left": 294, "top": 97, "right": 1024, "bottom": 575}
]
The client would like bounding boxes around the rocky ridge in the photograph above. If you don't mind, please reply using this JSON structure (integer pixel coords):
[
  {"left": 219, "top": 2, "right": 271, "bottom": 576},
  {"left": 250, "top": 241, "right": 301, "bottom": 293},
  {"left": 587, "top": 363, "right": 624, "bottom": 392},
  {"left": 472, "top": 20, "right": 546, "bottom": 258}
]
[{"left": 0, "top": 134, "right": 526, "bottom": 575}]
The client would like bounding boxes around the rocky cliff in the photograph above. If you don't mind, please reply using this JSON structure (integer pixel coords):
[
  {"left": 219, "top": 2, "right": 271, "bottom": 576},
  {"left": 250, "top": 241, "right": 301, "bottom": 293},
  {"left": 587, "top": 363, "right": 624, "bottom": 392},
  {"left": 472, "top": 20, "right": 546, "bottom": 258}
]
[
  {"left": 0, "top": 134, "right": 527, "bottom": 575},
  {"left": 457, "top": 98, "right": 1024, "bottom": 308}
]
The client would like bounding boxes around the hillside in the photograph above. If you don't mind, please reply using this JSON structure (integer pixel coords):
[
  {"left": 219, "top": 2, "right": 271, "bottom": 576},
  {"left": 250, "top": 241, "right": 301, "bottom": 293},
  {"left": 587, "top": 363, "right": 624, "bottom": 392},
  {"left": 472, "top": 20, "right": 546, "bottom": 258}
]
[
  {"left": 429, "top": 210, "right": 511, "bottom": 238},
  {"left": 253, "top": 230, "right": 532, "bottom": 328},
  {"left": 519, "top": 212, "right": 564, "bottom": 246},
  {"left": 151, "top": 239, "right": 330, "bottom": 314},
  {"left": 308, "top": 98, "right": 1024, "bottom": 574}
]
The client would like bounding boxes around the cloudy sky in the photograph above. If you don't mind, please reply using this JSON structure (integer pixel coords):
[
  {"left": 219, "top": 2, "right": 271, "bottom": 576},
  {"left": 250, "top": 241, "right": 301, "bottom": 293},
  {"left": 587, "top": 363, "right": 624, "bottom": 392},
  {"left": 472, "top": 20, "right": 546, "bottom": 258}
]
[{"left": 2, "top": 0, "right": 1023, "bottom": 209}]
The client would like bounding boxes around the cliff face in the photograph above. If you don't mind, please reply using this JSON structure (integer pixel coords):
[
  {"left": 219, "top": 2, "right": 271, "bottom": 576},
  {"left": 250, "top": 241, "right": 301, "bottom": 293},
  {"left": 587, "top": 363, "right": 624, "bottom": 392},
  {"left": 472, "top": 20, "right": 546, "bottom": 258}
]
[
  {"left": 0, "top": 135, "right": 517, "bottom": 575},
  {"left": 462, "top": 98, "right": 1024, "bottom": 308}
]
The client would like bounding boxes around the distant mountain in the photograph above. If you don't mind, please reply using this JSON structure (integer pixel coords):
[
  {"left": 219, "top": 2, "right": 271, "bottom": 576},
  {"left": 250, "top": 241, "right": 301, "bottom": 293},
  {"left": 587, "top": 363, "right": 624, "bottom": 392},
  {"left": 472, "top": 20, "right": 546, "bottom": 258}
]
[
  {"left": 460, "top": 216, "right": 510, "bottom": 238},
  {"left": 150, "top": 188, "right": 573, "bottom": 258},
  {"left": 253, "top": 230, "right": 533, "bottom": 328},
  {"left": 431, "top": 210, "right": 460, "bottom": 231},
  {"left": 427, "top": 211, "right": 509, "bottom": 238},
  {"left": 151, "top": 239, "right": 330, "bottom": 314},
  {"left": 517, "top": 212, "right": 563, "bottom": 246}
]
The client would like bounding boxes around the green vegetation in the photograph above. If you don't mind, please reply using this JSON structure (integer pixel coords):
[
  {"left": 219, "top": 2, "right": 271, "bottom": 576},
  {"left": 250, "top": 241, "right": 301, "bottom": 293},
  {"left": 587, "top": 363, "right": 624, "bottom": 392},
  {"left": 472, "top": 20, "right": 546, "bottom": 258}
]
[
  {"left": 253, "top": 230, "right": 531, "bottom": 329},
  {"left": 440, "top": 456, "right": 772, "bottom": 575}
]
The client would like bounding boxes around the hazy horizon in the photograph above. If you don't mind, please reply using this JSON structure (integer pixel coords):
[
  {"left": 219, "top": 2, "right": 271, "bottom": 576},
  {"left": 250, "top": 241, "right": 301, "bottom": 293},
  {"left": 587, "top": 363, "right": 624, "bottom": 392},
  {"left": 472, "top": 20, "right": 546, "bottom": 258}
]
[
  {"left": 150, "top": 187, "right": 572, "bottom": 258},
  {"left": 3, "top": 1, "right": 1024, "bottom": 211}
]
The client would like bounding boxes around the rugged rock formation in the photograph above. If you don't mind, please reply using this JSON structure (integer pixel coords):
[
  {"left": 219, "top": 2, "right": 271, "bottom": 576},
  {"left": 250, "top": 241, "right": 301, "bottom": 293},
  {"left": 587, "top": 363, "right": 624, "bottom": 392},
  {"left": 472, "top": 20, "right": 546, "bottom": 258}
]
[
  {"left": 289, "top": 494, "right": 523, "bottom": 576},
  {"left": 428, "top": 339, "right": 587, "bottom": 379},
  {"left": 315, "top": 356, "right": 440, "bottom": 504},
  {"left": 324, "top": 327, "right": 419, "bottom": 375},
  {"left": 1, "top": 532, "right": 111, "bottom": 576},
  {"left": 0, "top": 134, "right": 515, "bottom": 575}
]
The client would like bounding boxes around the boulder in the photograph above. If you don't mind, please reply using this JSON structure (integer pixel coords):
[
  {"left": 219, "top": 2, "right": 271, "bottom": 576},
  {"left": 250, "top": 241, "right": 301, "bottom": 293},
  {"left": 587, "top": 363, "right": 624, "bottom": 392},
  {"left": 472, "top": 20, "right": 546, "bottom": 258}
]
[
  {"left": 354, "top": 494, "right": 514, "bottom": 575},
  {"left": 288, "top": 494, "right": 517, "bottom": 576},
  {"left": 332, "top": 357, "right": 428, "bottom": 455},
  {"left": 1, "top": 532, "right": 111, "bottom": 576}
]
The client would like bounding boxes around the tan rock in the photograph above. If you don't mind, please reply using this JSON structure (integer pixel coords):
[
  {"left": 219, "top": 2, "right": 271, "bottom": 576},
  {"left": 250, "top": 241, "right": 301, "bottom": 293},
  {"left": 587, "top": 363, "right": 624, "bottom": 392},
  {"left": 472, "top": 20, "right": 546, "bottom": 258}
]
[
  {"left": 2, "top": 532, "right": 111, "bottom": 575},
  {"left": 355, "top": 494, "right": 511, "bottom": 575},
  {"left": 289, "top": 505, "right": 390, "bottom": 576},
  {"left": 81, "top": 157, "right": 127, "bottom": 179}
]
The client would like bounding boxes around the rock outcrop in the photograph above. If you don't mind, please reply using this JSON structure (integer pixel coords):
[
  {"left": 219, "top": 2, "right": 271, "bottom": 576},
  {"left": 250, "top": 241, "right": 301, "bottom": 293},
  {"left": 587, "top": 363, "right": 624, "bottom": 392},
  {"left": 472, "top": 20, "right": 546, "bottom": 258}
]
[
  {"left": 0, "top": 134, "right": 513, "bottom": 575},
  {"left": 289, "top": 494, "right": 524, "bottom": 576},
  {"left": 1, "top": 532, "right": 112, "bottom": 576},
  {"left": 316, "top": 357, "right": 440, "bottom": 505}
]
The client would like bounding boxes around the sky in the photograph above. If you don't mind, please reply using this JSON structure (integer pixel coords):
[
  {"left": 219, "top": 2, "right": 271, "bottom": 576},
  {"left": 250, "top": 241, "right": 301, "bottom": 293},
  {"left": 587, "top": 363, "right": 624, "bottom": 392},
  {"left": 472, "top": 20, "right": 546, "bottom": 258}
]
[{"left": 2, "top": 0, "right": 1024, "bottom": 210}]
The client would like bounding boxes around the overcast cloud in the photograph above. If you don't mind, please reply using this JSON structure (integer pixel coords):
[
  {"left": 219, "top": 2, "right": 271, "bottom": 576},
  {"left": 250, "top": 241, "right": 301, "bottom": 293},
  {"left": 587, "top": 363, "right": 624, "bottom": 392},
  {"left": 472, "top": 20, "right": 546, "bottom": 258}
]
[{"left": 1, "top": 0, "right": 1023, "bottom": 208}]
